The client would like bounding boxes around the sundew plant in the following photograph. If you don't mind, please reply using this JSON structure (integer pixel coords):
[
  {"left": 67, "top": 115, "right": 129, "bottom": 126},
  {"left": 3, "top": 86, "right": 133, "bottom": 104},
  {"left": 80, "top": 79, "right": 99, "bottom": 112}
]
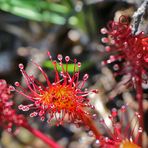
[{"left": 0, "top": 0, "right": 148, "bottom": 148}]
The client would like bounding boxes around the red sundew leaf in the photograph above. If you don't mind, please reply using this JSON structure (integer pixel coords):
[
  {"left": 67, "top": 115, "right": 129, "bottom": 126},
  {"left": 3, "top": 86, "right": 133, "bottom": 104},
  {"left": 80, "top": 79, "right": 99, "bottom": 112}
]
[
  {"left": 100, "top": 15, "right": 148, "bottom": 84},
  {"left": 0, "top": 79, "right": 27, "bottom": 132},
  {"left": 15, "top": 53, "right": 97, "bottom": 126}
]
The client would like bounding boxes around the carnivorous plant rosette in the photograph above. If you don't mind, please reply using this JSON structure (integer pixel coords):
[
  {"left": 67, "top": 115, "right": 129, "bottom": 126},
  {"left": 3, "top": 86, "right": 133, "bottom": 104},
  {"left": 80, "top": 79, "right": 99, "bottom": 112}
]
[{"left": 15, "top": 52, "right": 101, "bottom": 139}]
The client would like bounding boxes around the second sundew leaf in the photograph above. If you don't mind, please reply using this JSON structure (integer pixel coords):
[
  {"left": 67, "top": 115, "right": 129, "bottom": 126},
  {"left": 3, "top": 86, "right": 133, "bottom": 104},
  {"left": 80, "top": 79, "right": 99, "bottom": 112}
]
[{"left": 43, "top": 60, "right": 94, "bottom": 73}]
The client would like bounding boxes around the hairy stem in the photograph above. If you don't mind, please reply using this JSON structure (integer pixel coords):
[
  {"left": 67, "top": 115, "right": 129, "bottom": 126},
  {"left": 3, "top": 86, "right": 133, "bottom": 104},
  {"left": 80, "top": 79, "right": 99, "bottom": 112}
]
[
  {"left": 22, "top": 124, "right": 62, "bottom": 148},
  {"left": 135, "top": 74, "right": 144, "bottom": 146}
]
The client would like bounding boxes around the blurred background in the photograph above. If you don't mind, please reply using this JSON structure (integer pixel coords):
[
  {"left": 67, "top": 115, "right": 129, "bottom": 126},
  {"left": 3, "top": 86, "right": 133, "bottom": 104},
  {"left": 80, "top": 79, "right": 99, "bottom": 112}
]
[{"left": 0, "top": 0, "right": 147, "bottom": 148}]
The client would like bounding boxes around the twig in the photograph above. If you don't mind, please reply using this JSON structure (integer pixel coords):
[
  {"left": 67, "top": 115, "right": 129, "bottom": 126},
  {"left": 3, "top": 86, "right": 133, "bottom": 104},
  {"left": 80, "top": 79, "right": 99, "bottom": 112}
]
[{"left": 132, "top": 0, "right": 148, "bottom": 34}]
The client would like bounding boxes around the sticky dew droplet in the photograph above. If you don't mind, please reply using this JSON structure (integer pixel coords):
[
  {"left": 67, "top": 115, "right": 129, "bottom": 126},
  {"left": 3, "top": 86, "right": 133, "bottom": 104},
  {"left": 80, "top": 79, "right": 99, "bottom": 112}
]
[
  {"left": 22, "top": 106, "right": 29, "bottom": 111},
  {"left": 40, "top": 116, "right": 45, "bottom": 121},
  {"left": 9, "top": 86, "right": 15, "bottom": 91},
  {"left": 138, "top": 127, "right": 142, "bottom": 133},
  {"left": 57, "top": 54, "right": 63, "bottom": 61},
  {"left": 99, "top": 118, "right": 105, "bottom": 124},
  {"left": 88, "top": 130, "right": 94, "bottom": 137},
  {"left": 35, "top": 100, "right": 40, "bottom": 106},
  {"left": 100, "top": 28, "right": 108, "bottom": 34},
  {"left": 92, "top": 114, "right": 97, "bottom": 120},
  {"left": 105, "top": 46, "right": 111, "bottom": 52},
  {"left": 18, "top": 104, "right": 23, "bottom": 110},
  {"left": 19, "top": 63, "right": 24, "bottom": 70},
  {"left": 91, "top": 89, "right": 98, "bottom": 93},
  {"left": 144, "top": 55, "right": 148, "bottom": 62},
  {"left": 30, "top": 112, "right": 38, "bottom": 117},
  {"left": 121, "top": 105, "right": 126, "bottom": 112},
  {"left": 48, "top": 51, "right": 52, "bottom": 60},
  {"left": 39, "top": 110, "right": 45, "bottom": 116},
  {"left": 15, "top": 82, "right": 20, "bottom": 87},
  {"left": 78, "top": 62, "right": 81, "bottom": 68},
  {"left": 111, "top": 108, "right": 117, "bottom": 117},
  {"left": 101, "top": 37, "right": 109, "bottom": 43},
  {"left": 113, "top": 64, "right": 119, "bottom": 71},
  {"left": 83, "top": 74, "right": 89, "bottom": 81},
  {"left": 137, "top": 53, "right": 142, "bottom": 59},
  {"left": 94, "top": 140, "right": 100, "bottom": 147},
  {"left": 65, "top": 56, "right": 70, "bottom": 62}
]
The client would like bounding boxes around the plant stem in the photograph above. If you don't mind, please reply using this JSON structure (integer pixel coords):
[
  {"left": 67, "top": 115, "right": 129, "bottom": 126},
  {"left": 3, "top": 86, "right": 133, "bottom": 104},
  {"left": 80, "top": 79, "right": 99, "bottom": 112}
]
[
  {"left": 135, "top": 74, "right": 144, "bottom": 146},
  {"left": 80, "top": 111, "right": 101, "bottom": 139},
  {"left": 22, "top": 124, "right": 62, "bottom": 148}
]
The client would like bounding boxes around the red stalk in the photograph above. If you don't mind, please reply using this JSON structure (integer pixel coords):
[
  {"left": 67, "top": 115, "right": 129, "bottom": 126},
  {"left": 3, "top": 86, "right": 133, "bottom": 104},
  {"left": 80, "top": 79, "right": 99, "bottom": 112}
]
[
  {"left": 80, "top": 111, "right": 101, "bottom": 139},
  {"left": 22, "top": 124, "right": 62, "bottom": 148}
]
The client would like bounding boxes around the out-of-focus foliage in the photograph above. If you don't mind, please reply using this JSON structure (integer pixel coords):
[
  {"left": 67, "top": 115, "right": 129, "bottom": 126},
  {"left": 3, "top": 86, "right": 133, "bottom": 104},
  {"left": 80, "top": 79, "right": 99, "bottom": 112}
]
[
  {"left": 43, "top": 60, "right": 94, "bottom": 73},
  {"left": 0, "top": 0, "right": 95, "bottom": 33},
  {"left": 0, "top": 0, "right": 70, "bottom": 24}
]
